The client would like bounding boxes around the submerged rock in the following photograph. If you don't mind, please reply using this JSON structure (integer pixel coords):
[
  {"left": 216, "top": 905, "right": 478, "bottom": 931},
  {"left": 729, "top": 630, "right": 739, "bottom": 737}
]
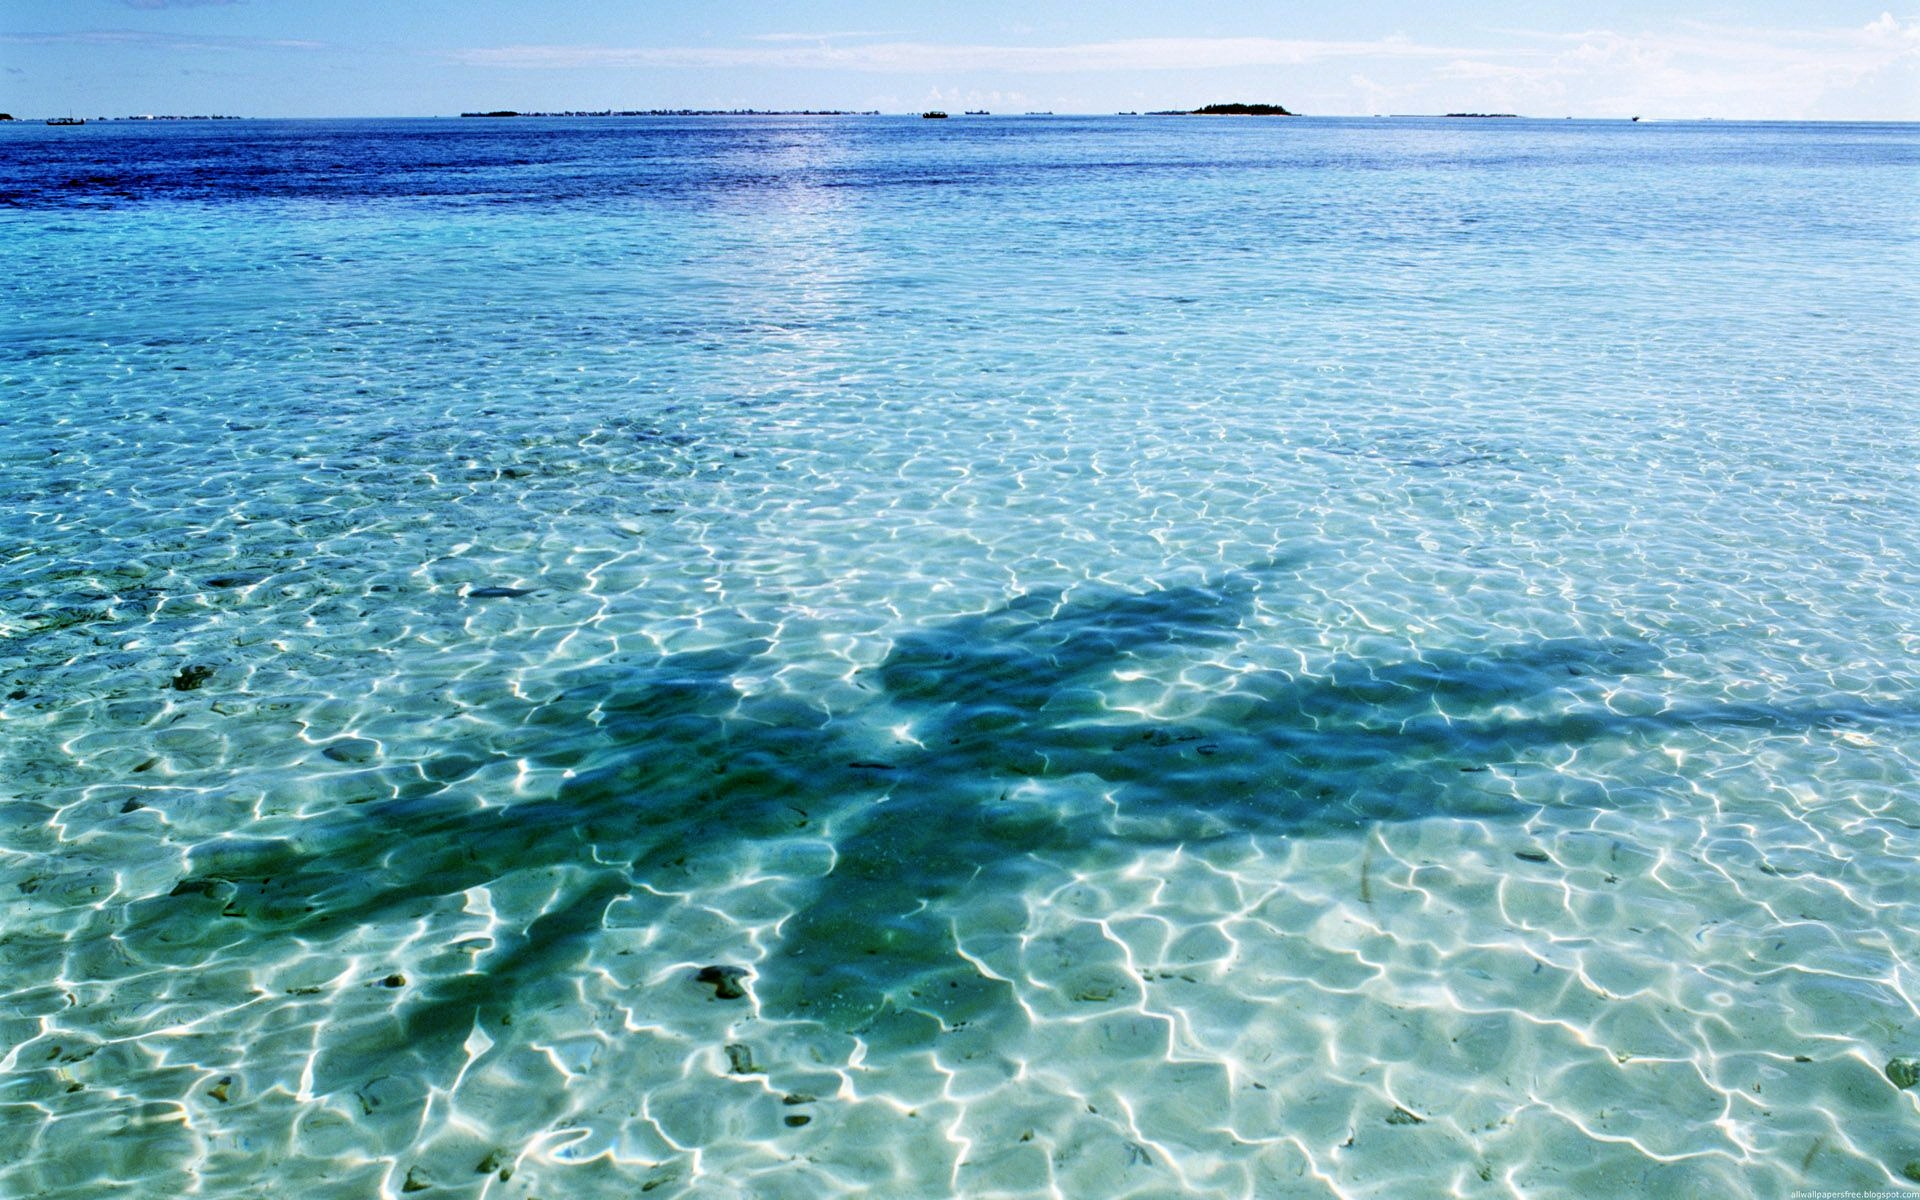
[
  {"left": 695, "top": 964, "right": 749, "bottom": 999},
  {"left": 322, "top": 739, "right": 378, "bottom": 765},
  {"left": 475, "top": 1149, "right": 510, "bottom": 1179},
  {"left": 724, "top": 1043, "right": 761, "bottom": 1074},
  {"left": 1887, "top": 1057, "right": 1920, "bottom": 1089},
  {"left": 171, "top": 665, "right": 214, "bottom": 691}
]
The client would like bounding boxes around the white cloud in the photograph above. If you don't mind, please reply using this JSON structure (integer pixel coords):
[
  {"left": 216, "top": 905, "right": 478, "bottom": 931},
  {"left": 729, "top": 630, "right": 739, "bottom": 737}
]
[
  {"left": 1451, "top": 14, "right": 1920, "bottom": 117},
  {"left": 2, "top": 30, "right": 324, "bottom": 51},
  {"left": 749, "top": 31, "right": 897, "bottom": 43},
  {"left": 444, "top": 17, "right": 1920, "bottom": 119},
  {"left": 447, "top": 35, "right": 1487, "bottom": 74}
]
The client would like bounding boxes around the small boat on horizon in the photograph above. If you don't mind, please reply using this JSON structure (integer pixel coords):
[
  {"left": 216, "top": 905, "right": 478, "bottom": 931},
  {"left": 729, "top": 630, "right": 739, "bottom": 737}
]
[
  {"left": 46, "top": 116, "right": 85, "bottom": 126},
  {"left": 921, "top": 111, "right": 948, "bottom": 119}
]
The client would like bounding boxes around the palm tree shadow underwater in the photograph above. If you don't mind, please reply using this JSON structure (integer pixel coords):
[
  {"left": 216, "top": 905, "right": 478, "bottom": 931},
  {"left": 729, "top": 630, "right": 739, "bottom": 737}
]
[{"left": 140, "top": 562, "right": 1904, "bottom": 1071}]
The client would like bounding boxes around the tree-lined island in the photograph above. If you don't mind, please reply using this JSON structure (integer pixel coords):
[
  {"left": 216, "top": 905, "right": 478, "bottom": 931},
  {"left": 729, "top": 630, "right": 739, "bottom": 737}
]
[
  {"left": 459, "top": 103, "right": 1297, "bottom": 118},
  {"left": 461, "top": 108, "right": 878, "bottom": 118},
  {"left": 1185, "top": 103, "right": 1296, "bottom": 115}
]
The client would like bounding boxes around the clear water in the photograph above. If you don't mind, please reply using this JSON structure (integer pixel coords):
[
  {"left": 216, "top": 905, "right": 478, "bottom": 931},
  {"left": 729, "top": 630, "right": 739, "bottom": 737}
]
[{"left": 3, "top": 115, "right": 1918, "bottom": 1198}]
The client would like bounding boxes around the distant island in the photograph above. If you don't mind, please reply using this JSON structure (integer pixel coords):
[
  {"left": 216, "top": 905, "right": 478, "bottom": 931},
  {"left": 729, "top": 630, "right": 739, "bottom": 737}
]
[
  {"left": 1, "top": 112, "right": 242, "bottom": 122},
  {"left": 1443, "top": 112, "right": 1519, "bottom": 118},
  {"left": 460, "top": 109, "right": 877, "bottom": 118},
  {"left": 1189, "top": 103, "right": 1295, "bottom": 116}
]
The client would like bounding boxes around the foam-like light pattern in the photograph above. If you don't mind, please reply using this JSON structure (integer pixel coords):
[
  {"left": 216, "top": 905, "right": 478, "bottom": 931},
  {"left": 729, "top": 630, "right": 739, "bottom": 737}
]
[{"left": 2, "top": 115, "right": 1917, "bottom": 1198}]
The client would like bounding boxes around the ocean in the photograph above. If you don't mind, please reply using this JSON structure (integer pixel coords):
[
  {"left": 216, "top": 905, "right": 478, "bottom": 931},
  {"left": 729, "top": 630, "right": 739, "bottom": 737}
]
[{"left": 2, "top": 114, "right": 1917, "bottom": 1198}]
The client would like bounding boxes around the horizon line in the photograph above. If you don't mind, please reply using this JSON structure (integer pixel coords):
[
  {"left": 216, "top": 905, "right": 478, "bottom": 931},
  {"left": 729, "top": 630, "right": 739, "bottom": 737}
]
[{"left": 10, "top": 111, "right": 1920, "bottom": 123}]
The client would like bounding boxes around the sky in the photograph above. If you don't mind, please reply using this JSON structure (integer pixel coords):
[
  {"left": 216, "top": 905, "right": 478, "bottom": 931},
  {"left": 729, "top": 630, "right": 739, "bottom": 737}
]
[{"left": 2, "top": 1, "right": 1916, "bottom": 120}]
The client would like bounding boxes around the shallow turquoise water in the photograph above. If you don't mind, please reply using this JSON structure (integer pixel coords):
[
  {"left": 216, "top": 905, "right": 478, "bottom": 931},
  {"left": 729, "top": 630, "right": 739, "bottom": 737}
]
[{"left": 2, "top": 115, "right": 1919, "bottom": 1198}]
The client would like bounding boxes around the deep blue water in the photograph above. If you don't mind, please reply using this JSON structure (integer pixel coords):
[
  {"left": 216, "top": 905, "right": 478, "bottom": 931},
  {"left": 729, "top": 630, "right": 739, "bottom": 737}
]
[{"left": 2, "top": 115, "right": 1919, "bottom": 1199}]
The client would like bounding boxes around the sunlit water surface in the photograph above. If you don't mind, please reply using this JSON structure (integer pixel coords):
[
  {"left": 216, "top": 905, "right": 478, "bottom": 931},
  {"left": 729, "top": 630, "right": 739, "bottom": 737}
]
[{"left": 2, "top": 115, "right": 1918, "bottom": 1198}]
